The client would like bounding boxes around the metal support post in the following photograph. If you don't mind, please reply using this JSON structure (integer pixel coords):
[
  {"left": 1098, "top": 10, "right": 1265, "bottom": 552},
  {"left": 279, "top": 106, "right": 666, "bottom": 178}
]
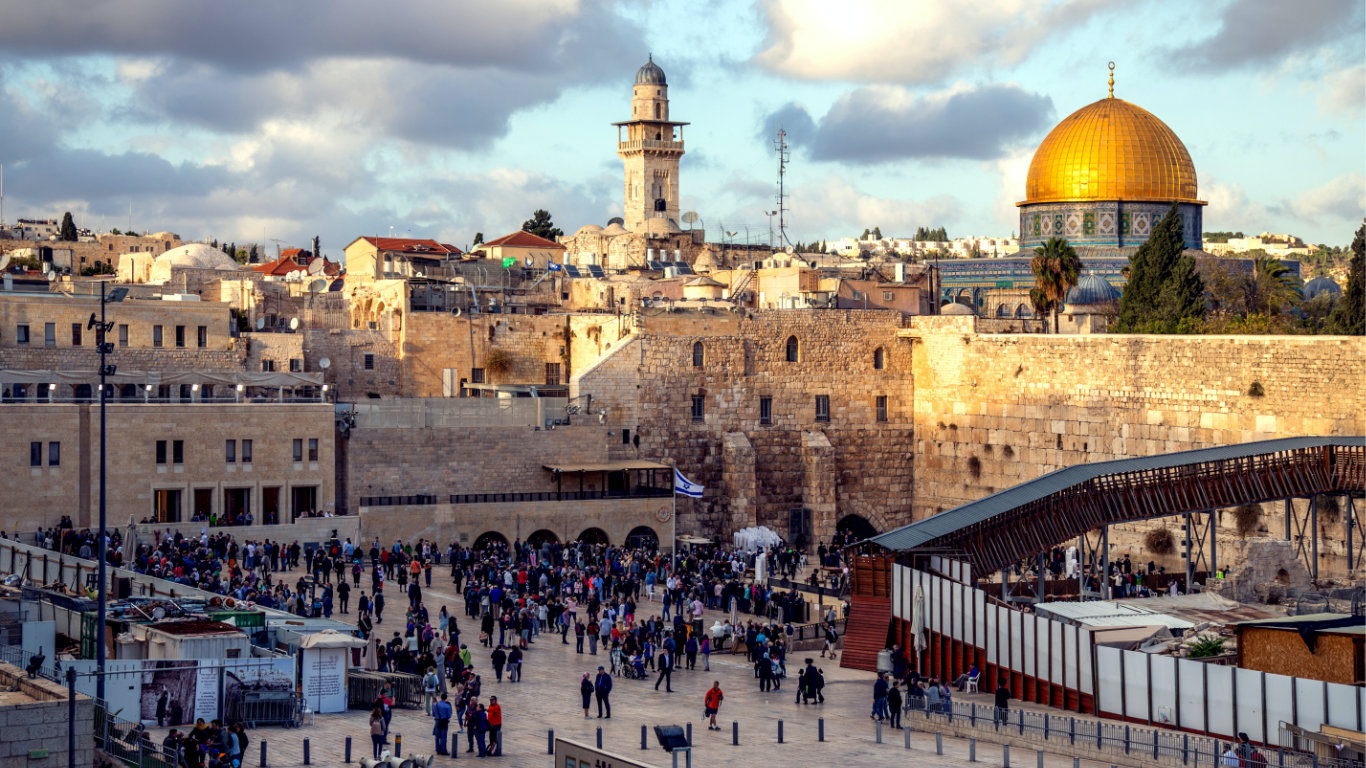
[
  {"left": 1100, "top": 526, "right": 1110, "bottom": 599},
  {"left": 818, "top": 718, "right": 824, "bottom": 742},
  {"left": 67, "top": 667, "right": 76, "bottom": 768},
  {"left": 303, "top": 738, "right": 310, "bottom": 765},
  {"left": 732, "top": 721, "right": 738, "bottom": 746},
  {"left": 641, "top": 726, "right": 647, "bottom": 750},
  {"left": 936, "top": 732, "right": 943, "bottom": 755},
  {"left": 1310, "top": 495, "right": 1318, "bottom": 581},
  {"left": 970, "top": 738, "right": 976, "bottom": 762},
  {"left": 779, "top": 719, "right": 785, "bottom": 743}
]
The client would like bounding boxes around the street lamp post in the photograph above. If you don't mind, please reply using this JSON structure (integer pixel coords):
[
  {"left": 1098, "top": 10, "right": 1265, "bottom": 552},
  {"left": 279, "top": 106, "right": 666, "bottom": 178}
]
[{"left": 92, "top": 285, "right": 127, "bottom": 701}]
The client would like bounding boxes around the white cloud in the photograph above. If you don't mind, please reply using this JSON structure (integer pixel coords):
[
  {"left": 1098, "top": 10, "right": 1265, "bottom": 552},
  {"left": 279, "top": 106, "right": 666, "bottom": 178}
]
[
  {"left": 1316, "top": 64, "right": 1365, "bottom": 116},
  {"left": 754, "top": 0, "right": 1121, "bottom": 84},
  {"left": 783, "top": 174, "right": 961, "bottom": 239},
  {"left": 1201, "top": 174, "right": 1363, "bottom": 241},
  {"left": 1290, "top": 172, "right": 1365, "bottom": 223}
]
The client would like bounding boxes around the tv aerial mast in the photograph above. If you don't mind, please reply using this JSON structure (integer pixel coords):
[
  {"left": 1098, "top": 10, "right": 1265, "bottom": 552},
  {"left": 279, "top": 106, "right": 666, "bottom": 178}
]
[{"left": 773, "top": 127, "right": 791, "bottom": 248}]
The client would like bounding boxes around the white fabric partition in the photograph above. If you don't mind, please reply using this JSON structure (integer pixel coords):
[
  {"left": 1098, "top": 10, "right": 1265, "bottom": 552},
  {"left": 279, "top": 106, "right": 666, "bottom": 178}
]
[
  {"left": 1206, "top": 664, "right": 1235, "bottom": 737},
  {"left": 1096, "top": 646, "right": 1123, "bottom": 715},
  {"left": 1235, "top": 668, "right": 1265, "bottom": 743},
  {"left": 1150, "top": 655, "right": 1177, "bottom": 726}
]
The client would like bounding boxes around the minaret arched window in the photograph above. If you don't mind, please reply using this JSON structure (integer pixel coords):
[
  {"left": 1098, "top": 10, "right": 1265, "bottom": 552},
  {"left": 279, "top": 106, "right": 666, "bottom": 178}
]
[
  {"left": 692, "top": 341, "right": 704, "bottom": 367},
  {"left": 655, "top": 103, "right": 661, "bottom": 120},
  {"left": 785, "top": 335, "right": 799, "bottom": 362},
  {"left": 873, "top": 347, "right": 885, "bottom": 370}
]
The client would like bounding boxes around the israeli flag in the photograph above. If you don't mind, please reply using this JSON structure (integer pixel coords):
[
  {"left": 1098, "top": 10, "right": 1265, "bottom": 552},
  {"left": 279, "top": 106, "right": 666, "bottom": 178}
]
[{"left": 674, "top": 468, "right": 703, "bottom": 498}]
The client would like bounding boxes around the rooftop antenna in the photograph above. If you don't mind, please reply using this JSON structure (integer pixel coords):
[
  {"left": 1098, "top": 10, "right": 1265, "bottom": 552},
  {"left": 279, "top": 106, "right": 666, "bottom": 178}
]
[{"left": 773, "top": 126, "right": 791, "bottom": 248}]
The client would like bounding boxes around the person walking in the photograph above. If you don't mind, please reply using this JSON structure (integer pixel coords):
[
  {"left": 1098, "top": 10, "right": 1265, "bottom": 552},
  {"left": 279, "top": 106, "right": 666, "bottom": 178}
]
[
  {"left": 993, "top": 679, "right": 1010, "bottom": 726},
  {"left": 575, "top": 619, "right": 586, "bottom": 654},
  {"left": 684, "top": 635, "right": 698, "bottom": 670},
  {"left": 507, "top": 645, "right": 523, "bottom": 683},
  {"left": 704, "top": 681, "right": 724, "bottom": 730},
  {"left": 594, "top": 666, "right": 613, "bottom": 718},
  {"left": 469, "top": 703, "right": 489, "bottom": 757},
  {"left": 887, "top": 681, "right": 903, "bottom": 729},
  {"left": 871, "top": 672, "right": 890, "bottom": 722},
  {"left": 432, "top": 693, "right": 452, "bottom": 755},
  {"left": 369, "top": 708, "right": 385, "bottom": 759},
  {"left": 338, "top": 580, "right": 350, "bottom": 614},
  {"left": 700, "top": 635, "right": 711, "bottom": 671},
  {"left": 422, "top": 666, "right": 440, "bottom": 714},
  {"left": 490, "top": 644, "right": 507, "bottom": 683},
  {"left": 487, "top": 696, "right": 502, "bottom": 756},
  {"left": 375, "top": 686, "right": 394, "bottom": 741},
  {"left": 579, "top": 673, "right": 594, "bottom": 719},
  {"left": 374, "top": 588, "right": 385, "bottom": 624},
  {"left": 655, "top": 648, "right": 674, "bottom": 692}
]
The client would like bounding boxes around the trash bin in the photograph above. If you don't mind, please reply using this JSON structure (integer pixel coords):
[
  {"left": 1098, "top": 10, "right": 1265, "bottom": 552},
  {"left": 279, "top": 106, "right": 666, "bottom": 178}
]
[{"left": 876, "top": 649, "right": 893, "bottom": 673}]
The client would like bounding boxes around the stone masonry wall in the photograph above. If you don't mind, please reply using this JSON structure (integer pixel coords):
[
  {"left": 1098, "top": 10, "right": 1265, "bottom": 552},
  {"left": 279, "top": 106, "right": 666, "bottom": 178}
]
[{"left": 573, "top": 309, "right": 916, "bottom": 542}]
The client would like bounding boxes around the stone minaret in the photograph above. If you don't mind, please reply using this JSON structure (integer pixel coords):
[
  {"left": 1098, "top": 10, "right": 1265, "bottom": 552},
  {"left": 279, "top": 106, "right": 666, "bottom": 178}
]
[{"left": 614, "top": 55, "right": 688, "bottom": 232}]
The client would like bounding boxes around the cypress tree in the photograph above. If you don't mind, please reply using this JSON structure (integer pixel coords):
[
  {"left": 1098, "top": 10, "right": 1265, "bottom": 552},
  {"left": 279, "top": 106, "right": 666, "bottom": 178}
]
[
  {"left": 1116, "top": 204, "right": 1204, "bottom": 332},
  {"left": 59, "top": 212, "right": 78, "bottom": 241},
  {"left": 1327, "top": 223, "right": 1365, "bottom": 335}
]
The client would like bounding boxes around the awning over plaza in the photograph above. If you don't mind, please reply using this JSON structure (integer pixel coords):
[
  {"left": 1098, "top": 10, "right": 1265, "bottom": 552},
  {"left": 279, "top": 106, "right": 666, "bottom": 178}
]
[{"left": 543, "top": 460, "right": 672, "bottom": 473}]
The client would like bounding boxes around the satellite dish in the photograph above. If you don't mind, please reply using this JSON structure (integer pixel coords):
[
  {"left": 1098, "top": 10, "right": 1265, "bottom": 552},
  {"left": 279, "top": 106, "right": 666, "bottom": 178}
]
[
  {"left": 306, "top": 278, "right": 327, "bottom": 293},
  {"left": 151, "top": 607, "right": 166, "bottom": 620},
  {"left": 307, "top": 258, "right": 325, "bottom": 275},
  {"left": 318, "top": 358, "right": 331, "bottom": 370},
  {"left": 681, "top": 211, "right": 699, "bottom": 225},
  {"left": 289, "top": 317, "right": 299, "bottom": 331},
  {"left": 47, "top": 272, "right": 58, "bottom": 282},
  {"left": 451, "top": 307, "right": 462, "bottom": 317},
  {"left": 255, "top": 316, "right": 266, "bottom": 330},
  {"left": 0, "top": 254, "right": 10, "bottom": 271}
]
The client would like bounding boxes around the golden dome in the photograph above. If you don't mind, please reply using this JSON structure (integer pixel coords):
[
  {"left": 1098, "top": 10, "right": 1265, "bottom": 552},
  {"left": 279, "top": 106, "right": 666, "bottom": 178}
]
[{"left": 1021, "top": 97, "right": 1201, "bottom": 206}]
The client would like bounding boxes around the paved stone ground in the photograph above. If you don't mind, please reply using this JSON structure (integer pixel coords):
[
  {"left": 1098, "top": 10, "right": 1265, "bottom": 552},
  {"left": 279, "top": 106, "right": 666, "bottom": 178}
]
[{"left": 158, "top": 575, "right": 1145, "bottom": 767}]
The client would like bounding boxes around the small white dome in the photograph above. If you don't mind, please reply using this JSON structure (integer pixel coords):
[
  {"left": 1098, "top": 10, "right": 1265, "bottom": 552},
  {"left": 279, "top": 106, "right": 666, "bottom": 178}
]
[
  {"left": 148, "top": 243, "right": 240, "bottom": 283},
  {"left": 941, "top": 302, "right": 975, "bottom": 316},
  {"left": 602, "top": 222, "right": 630, "bottom": 236},
  {"left": 574, "top": 224, "right": 604, "bottom": 237}
]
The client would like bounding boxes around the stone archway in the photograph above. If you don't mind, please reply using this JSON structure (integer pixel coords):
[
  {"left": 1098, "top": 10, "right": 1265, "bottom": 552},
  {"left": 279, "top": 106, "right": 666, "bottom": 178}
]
[
  {"left": 527, "top": 529, "right": 559, "bottom": 549},
  {"left": 836, "top": 514, "right": 879, "bottom": 542},
  {"left": 473, "top": 530, "right": 509, "bottom": 551},
  {"left": 577, "top": 527, "right": 610, "bottom": 546},
  {"left": 624, "top": 526, "right": 659, "bottom": 551}
]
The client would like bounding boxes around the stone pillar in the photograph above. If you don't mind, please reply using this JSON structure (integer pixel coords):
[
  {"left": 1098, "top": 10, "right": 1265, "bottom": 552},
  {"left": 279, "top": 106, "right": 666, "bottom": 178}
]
[
  {"left": 722, "top": 432, "right": 756, "bottom": 536},
  {"left": 802, "top": 430, "right": 837, "bottom": 545}
]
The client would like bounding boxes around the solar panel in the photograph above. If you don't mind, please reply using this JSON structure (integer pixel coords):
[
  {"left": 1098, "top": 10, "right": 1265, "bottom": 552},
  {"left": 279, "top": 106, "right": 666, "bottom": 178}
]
[
  {"left": 673, "top": 262, "right": 694, "bottom": 275},
  {"left": 562, "top": 265, "right": 582, "bottom": 278},
  {"left": 587, "top": 265, "right": 606, "bottom": 278},
  {"left": 647, "top": 261, "right": 665, "bottom": 271}
]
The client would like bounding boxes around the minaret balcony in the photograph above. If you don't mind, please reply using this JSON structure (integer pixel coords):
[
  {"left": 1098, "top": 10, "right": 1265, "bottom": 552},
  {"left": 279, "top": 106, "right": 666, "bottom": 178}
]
[{"left": 617, "top": 139, "right": 685, "bottom": 152}]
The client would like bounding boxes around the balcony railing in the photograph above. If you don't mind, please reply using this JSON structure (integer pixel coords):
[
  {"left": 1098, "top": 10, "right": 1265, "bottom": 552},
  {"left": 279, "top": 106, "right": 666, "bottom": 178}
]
[
  {"left": 617, "top": 139, "right": 684, "bottom": 152},
  {"left": 358, "top": 486, "right": 673, "bottom": 507}
]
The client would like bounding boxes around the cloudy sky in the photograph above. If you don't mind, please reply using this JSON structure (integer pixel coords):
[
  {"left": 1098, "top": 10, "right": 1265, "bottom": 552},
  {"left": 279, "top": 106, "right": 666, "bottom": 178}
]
[{"left": 0, "top": 0, "right": 1361, "bottom": 256}]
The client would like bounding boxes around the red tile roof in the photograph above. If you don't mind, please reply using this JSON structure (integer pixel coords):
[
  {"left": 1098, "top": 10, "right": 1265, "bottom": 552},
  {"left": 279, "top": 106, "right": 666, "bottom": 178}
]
[
  {"left": 252, "top": 252, "right": 341, "bottom": 277},
  {"left": 482, "top": 230, "right": 566, "bottom": 250},
  {"left": 360, "top": 237, "right": 462, "bottom": 255}
]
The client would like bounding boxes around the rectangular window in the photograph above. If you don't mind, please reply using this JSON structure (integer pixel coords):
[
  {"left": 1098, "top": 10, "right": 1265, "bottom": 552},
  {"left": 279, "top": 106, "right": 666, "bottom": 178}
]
[
  {"left": 545, "top": 362, "right": 561, "bottom": 385},
  {"left": 470, "top": 368, "right": 485, "bottom": 384},
  {"left": 883, "top": 291, "right": 894, "bottom": 301},
  {"left": 815, "top": 394, "right": 830, "bottom": 422},
  {"left": 261, "top": 360, "right": 275, "bottom": 372},
  {"left": 152, "top": 325, "right": 163, "bottom": 347},
  {"left": 691, "top": 395, "right": 705, "bottom": 423},
  {"left": 290, "top": 359, "right": 302, "bottom": 372},
  {"left": 308, "top": 438, "right": 318, "bottom": 462},
  {"left": 226, "top": 440, "right": 236, "bottom": 463},
  {"left": 197, "top": 326, "right": 207, "bottom": 348},
  {"left": 30, "top": 442, "right": 41, "bottom": 467},
  {"left": 852, "top": 290, "right": 863, "bottom": 301},
  {"left": 759, "top": 396, "right": 773, "bottom": 425},
  {"left": 622, "top": 428, "right": 631, "bottom": 445},
  {"left": 293, "top": 439, "right": 303, "bottom": 462},
  {"left": 155, "top": 440, "right": 167, "bottom": 465},
  {"left": 44, "top": 323, "right": 55, "bottom": 346},
  {"left": 172, "top": 440, "right": 184, "bottom": 464},
  {"left": 16, "top": 324, "right": 29, "bottom": 344},
  {"left": 71, "top": 323, "right": 81, "bottom": 346},
  {"left": 118, "top": 324, "right": 128, "bottom": 347},
  {"left": 241, "top": 439, "right": 253, "bottom": 464},
  {"left": 48, "top": 442, "right": 60, "bottom": 467},
  {"left": 175, "top": 325, "right": 185, "bottom": 348},
  {"left": 364, "top": 354, "right": 375, "bottom": 371},
  {"left": 876, "top": 395, "right": 888, "bottom": 423}
]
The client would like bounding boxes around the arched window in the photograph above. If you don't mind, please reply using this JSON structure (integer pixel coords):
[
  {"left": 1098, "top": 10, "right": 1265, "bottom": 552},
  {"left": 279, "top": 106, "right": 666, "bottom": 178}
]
[
  {"left": 873, "top": 347, "right": 885, "bottom": 370},
  {"left": 654, "top": 103, "right": 661, "bottom": 120},
  {"left": 785, "top": 335, "right": 799, "bottom": 362},
  {"left": 692, "top": 341, "right": 704, "bottom": 367}
]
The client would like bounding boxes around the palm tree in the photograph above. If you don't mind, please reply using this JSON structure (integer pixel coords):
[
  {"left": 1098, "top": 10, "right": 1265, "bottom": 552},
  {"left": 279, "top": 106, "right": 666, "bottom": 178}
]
[
  {"left": 1031, "top": 237, "right": 1082, "bottom": 333},
  {"left": 1247, "top": 254, "right": 1302, "bottom": 316}
]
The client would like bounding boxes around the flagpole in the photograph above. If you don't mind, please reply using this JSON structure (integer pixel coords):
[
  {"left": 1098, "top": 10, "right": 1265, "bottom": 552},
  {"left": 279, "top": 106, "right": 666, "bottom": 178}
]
[{"left": 671, "top": 461, "right": 678, "bottom": 576}]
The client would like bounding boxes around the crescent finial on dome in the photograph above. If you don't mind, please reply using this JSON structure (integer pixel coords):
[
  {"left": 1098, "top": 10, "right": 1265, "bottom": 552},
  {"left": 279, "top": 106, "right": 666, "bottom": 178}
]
[{"left": 1108, "top": 61, "right": 1115, "bottom": 98}]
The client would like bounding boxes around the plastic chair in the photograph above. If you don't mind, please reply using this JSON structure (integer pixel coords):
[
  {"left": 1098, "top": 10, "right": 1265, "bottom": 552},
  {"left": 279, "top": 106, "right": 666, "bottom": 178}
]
[{"left": 965, "top": 673, "right": 980, "bottom": 694}]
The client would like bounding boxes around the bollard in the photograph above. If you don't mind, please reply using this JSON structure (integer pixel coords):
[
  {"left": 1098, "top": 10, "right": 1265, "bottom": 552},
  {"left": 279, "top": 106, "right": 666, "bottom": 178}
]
[
  {"left": 1070, "top": 717, "right": 1076, "bottom": 746},
  {"left": 1019, "top": 710, "right": 1025, "bottom": 736},
  {"left": 904, "top": 726, "right": 911, "bottom": 750},
  {"left": 597, "top": 728, "right": 603, "bottom": 750},
  {"left": 1004, "top": 743, "right": 1011, "bottom": 768},
  {"left": 876, "top": 720, "right": 882, "bottom": 744},
  {"left": 345, "top": 736, "right": 351, "bottom": 763},
  {"left": 395, "top": 734, "right": 402, "bottom": 758},
  {"left": 818, "top": 718, "right": 825, "bottom": 743},
  {"left": 732, "top": 721, "right": 738, "bottom": 746},
  {"left": 303, "top": 738, "right": 310, "bottom": 765},
  {"left": 970, "top": 703, "right": 977, "bottom": 726},
  {"left": 686, "top": 722, "right": 692, "bottom": 746},
  {"left": 1037, "top": 749, "right": 1044, "bottom": 768},
  {"left": 778, "top": 720, "right": 784, "bottom": 744},
  {"left": 1074, "top": 758, "right": 1080, "bottom": 768},
  {"left": 260, "top": 741, "right": 267, "bottom": 768},
  {"left": 970, "top": 737, "right": 976, "bottom": 762},
  {"left": 936, "top": 732, "right": 943, "bottom": 756},
  {"left": 642, "top": 726, "right": 648, "bottom": 751},
  {"left": 1044, "top": 716, "right": 1050, "bottom": 740},
  {"left": 550, "top": 729, "right": 556, "bottom": 755}
]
